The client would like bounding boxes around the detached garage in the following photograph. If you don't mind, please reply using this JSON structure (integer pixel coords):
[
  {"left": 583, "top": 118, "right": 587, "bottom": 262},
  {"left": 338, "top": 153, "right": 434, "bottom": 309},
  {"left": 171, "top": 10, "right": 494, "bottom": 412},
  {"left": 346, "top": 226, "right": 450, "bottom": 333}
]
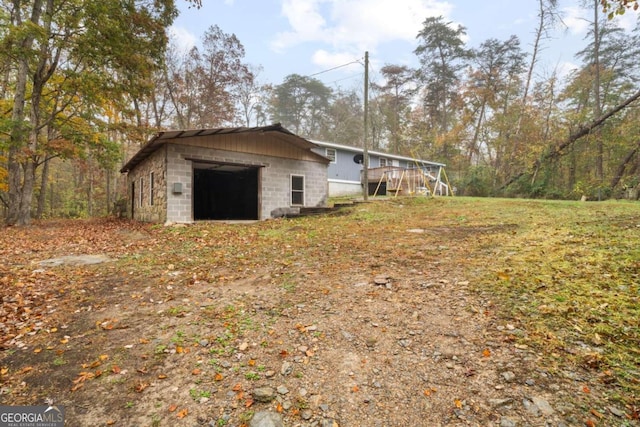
[{"left": 120, "top": 124, "right": 330, "bottom": 223}]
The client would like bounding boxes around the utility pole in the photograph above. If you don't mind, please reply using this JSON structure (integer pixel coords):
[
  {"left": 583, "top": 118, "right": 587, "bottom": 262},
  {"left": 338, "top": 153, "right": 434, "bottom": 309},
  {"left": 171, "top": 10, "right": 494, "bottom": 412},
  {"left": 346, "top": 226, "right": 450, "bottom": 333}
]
[{"left": 363, "top": 51, "right": 369, "bottom": 201}]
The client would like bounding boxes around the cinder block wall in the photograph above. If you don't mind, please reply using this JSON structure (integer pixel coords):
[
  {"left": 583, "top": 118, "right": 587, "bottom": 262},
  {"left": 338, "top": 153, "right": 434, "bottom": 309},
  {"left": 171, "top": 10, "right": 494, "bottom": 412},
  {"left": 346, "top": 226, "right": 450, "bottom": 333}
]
[
  {"left": 126, "top": 147, "right": 167, "bottom": 222},
  {"left": 165, "top": 144, "right": 327, "bottom": 223}
]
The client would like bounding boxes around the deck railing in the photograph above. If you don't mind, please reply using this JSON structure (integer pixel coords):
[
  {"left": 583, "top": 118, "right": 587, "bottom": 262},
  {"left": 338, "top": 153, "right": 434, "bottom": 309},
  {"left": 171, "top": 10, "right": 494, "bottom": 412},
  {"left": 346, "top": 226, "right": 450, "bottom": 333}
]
[{"left": 365, "top": 166, "right": 449, "bottom": 196}]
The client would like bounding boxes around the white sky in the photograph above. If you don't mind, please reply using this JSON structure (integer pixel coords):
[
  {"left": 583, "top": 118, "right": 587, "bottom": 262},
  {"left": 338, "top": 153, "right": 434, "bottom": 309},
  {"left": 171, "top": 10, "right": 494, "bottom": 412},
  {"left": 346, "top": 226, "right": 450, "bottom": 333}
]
[{"left": 171, "top": 0, "right": 639, "bottom": 89}]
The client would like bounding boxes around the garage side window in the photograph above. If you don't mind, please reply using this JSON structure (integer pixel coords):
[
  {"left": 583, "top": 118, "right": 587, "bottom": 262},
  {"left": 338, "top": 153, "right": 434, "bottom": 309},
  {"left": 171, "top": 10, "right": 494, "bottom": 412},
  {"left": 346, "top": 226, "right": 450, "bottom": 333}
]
[
  {"left": 325, "top": 148, "right": 336, "bottom": 163},
  {"left": 139, "top": 177, "right": 144, "bottom": 206},
  {"left": 149, "top": 172, "right": 155, "bottom": 206},
  {"left": 291, "top": 175, "right": 304, "bottom": 206}
]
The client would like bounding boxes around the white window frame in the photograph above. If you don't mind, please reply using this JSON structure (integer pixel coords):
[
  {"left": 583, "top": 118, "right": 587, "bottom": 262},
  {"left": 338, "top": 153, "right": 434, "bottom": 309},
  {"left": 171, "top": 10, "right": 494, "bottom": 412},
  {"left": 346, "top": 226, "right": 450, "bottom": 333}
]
[
  {"left": 290, "top": 174, "right": 305, "bottom": 206},
  {"left": 379, "top": 158, "right": 387, "bottom": 167},
  {"left": 325, "top": 148, "right": 337, "bottom": 163}
]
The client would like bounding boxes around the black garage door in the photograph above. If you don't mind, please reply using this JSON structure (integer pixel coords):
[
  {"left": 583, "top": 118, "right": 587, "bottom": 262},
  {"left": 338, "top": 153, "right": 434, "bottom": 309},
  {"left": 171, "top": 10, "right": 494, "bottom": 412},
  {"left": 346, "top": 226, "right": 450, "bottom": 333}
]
[{"left": 193, "top": 164, "right": 259, "bottom": 220}]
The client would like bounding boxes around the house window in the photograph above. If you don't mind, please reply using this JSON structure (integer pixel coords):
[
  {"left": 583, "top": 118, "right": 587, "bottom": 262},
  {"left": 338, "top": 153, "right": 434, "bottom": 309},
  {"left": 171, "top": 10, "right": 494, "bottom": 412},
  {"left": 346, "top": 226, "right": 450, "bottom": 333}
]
[
  {"left": 379, "top": 158, "right": 387, "bottom": 167},
  {"left": 139, "top": 177, "right": 144, "bottom": 206},
  {"left": 149, "top": 172, "right": 155, "bottom": 206},
  {"left": 325, "top": 148, "right": 336, "bottom": 163},
  {"left": 291, "top": 175, "right": 304, "bottom": 206}
]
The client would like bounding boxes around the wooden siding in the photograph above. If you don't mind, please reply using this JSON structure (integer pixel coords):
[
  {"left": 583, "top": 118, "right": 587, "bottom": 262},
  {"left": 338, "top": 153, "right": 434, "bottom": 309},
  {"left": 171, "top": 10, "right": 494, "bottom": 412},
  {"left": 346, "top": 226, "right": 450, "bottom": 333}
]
[{"left": 164, "top": 133, "right": 323, "bottom": 163}]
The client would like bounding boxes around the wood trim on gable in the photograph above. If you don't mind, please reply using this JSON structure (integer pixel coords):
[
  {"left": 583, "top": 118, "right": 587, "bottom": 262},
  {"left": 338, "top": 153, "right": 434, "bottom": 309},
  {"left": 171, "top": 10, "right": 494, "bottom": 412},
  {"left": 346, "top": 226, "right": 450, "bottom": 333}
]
[{"left": 169, "top": 133, "right": 324, "bottom": 162}]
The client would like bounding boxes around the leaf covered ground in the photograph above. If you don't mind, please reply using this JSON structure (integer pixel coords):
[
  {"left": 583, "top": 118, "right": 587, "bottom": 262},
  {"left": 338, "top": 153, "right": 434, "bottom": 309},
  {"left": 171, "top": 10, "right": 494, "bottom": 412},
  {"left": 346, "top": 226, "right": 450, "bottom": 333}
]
[{"left": 1, "top": 197, "right": 638, "bottom": 426}]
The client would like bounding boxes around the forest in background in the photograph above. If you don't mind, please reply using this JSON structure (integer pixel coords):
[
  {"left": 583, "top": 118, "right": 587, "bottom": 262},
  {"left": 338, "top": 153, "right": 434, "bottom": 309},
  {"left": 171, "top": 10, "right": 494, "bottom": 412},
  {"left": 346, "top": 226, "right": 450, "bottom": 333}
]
[{"left": 1, "top": 0, "right": 640, "bottom": 225}]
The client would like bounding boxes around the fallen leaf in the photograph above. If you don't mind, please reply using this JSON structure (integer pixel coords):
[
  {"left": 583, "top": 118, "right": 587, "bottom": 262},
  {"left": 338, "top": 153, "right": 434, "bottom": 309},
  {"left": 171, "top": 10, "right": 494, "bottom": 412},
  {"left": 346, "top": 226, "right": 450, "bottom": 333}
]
[
  {"left": 585, "top": 419, "right": 596, "bottom": 427},
  {"left": 276, "top": 402, "right": 283, "bottom": 413},
  {"left": 245, "top": 399, "right": 254, "bottom": 407},
  {"left": 232, "top": 383, "right": 243, "bottom": 392},
  {"left": 593, "top": 333, "right": 602, "bottom": 345},
  {"left": 112, "top": 365, "right": 121, "bottom": 374},
  {"left": 70, "top": 383, "right": 84, "bottom": 392},
  {"left": 73, "top": 371, "right": 95, "bottom": 383},
  {"left": 99, "top": 354, "right": 109, "bottom": 361},
  {"left": 214, "top": 372, "right": 223, "bottom": 381},
  {"left": 106, "top": 420, "right": 115, "bottom": 425},
  {"left": 351, "top": 385, "right": 359, "bottom": 392},
  {"left": 168, "top": 404, "right": 178, "bottom": 413},
  {"left": 583, "top": 385, "right": 591, "bottom": 394},
  {"left": 158, "top": 374, "right": 167, "bottom": 379},
  {"left": 454, "top": 399, "right": 463, "bottom": 409},
  {"left": 497, "top": 271, "right": 510, "bottom": 281},
  {"left": 176, "top": 408, "right": 188, "bottom": 419},
  {"left": 590, "top": 409, "right": 604, "bottom": 419},
  {"left": 0, "top": 368, "right": 8, "bottom": 375},
  {"left": 192, "top": 368, "right": 201, "bottom": 375},
  {"left": 423, "top": 387, "right": 437, "bottom": 396},
  {"left": 135, "top": 382, "right": 149, "bottom": 393},
  {"left": 482, "top": 348, "right": 491, "bottom": 357},
  {"left": 248, "top": 359, "right": 256, "bottom": 366},
  {"left": 33, "top": 348, "right": 42, "bottom": 354}
]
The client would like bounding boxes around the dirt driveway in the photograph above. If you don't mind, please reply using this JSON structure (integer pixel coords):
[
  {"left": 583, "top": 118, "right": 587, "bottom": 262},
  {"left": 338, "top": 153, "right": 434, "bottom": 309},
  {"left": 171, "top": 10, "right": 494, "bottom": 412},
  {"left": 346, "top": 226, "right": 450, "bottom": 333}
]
[{"left": 0, "top": 199, "right": 636, "bottom": 426}]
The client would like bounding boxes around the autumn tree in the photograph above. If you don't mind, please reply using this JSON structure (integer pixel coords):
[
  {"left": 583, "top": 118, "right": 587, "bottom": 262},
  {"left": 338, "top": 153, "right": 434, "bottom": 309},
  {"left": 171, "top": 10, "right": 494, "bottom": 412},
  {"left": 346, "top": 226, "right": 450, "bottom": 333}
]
[
  {"left": 372, "top": 65, "right": 416, "bottom": 154},
  {"left": 235, "top": 65, "right": 272, "bottom": 127},
  {"left": 556, "top": 13, "right": 640, "bottom": 197},
  {"left": 600, "top": 0, "right": 639, "bottom": 17},
  {"left": 322, "top": 89, "right": 363, "bottom": 146},
  {"left": 463, "top": 36, "right": 526, "bottom": 173},
  {"left": 269, "top": 74, "right": 333, "bottom": 138},
  {"left": 2, "top": 0, "right": 178, "bottom": 226},
  {"left": 160, "top": 25, "right": 253, "bottom": 129},
  {"left": 414, "top": 16, "right": 471, "bottom": 135}
]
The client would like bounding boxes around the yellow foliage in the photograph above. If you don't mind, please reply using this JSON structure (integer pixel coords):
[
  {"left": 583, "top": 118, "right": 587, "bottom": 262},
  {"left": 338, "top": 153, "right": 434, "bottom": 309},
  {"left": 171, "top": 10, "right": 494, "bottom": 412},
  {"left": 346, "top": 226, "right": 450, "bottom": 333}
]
[{"left": 0, "top": 155, "right": 8, "bottom": 192}]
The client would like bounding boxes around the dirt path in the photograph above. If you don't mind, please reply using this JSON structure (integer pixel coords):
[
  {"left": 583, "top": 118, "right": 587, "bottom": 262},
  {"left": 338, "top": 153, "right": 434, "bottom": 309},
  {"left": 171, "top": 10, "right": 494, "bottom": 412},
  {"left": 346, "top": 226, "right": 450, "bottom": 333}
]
[{"left": 0, "top": 211, "right": 633, "bottom": 426}]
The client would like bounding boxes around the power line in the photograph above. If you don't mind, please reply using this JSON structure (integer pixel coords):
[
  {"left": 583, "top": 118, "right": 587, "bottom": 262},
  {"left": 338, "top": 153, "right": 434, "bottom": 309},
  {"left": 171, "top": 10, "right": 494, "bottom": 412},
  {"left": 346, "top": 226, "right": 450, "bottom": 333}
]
[
  {"left": 306, "top": 59, "right": 363, "bottom": 78},
  {"left": 326, "top": 73, "right": 363, "bottom": 86}
]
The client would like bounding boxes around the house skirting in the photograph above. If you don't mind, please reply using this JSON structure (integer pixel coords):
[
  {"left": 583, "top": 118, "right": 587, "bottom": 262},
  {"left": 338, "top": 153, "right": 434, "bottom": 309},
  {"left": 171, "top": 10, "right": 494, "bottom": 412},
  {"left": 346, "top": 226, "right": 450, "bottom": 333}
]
[{"left": 328, "top": 179, "right": 362, "bottom": 197}]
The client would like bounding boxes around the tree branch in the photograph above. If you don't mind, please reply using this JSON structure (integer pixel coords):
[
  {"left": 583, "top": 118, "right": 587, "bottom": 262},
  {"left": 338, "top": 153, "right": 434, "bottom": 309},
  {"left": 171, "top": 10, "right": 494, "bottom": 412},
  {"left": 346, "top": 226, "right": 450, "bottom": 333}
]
[{"left": 502, "top": 87, "right": 640, "bottom": 189}]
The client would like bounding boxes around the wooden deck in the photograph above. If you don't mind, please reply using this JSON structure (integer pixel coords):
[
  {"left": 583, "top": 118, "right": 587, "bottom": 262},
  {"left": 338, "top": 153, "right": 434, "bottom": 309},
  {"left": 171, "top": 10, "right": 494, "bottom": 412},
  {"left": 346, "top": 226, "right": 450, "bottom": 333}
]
[{"left": 366, "top": 166, "right": 447, "bottom": 196}]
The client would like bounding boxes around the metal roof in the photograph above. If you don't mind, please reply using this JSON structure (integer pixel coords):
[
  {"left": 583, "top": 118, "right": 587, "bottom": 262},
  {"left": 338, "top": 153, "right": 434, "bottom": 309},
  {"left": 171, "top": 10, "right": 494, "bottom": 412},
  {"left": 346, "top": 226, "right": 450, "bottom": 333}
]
[{"left": 120, "top": 124, "right": 322, "bottom": 173}]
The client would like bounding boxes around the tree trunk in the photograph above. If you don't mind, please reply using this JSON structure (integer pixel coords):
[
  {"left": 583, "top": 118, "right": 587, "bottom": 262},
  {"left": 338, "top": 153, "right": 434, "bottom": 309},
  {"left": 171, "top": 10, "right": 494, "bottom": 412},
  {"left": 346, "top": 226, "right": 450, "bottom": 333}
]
[
  {"left": 87, "top": 164, "right": 93, "bottom": 217},
  {"left": 36, "top": 156, "right": 50, "bottom": 219},
  {"left": 609, "top": 142, "right": 640, "bottom": 189},
  {"left": 469, "top": 100, "right": 487, "bottom": 164},
  {"left": 106, "top": 169, "right": 111, "bottom": 216},
  {"left": 592, "top": 0, "right": 603, "bottom": 199},
  {"left": 6, "top": 0, "right": 47, "bottom": 226}
]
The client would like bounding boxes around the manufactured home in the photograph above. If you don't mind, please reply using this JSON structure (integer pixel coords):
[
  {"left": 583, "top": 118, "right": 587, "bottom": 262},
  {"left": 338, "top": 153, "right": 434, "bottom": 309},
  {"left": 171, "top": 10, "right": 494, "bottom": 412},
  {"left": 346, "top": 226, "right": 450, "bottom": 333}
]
[{"left": 311, "top": 141, "right": 449, "bottom": 197}]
